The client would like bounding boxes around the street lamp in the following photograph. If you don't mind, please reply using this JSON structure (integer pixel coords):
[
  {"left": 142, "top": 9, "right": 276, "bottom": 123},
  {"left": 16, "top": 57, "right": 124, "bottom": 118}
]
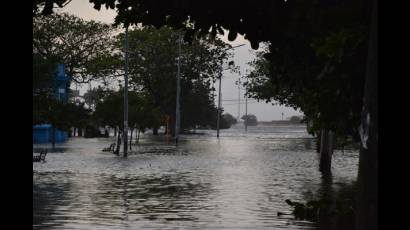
[
  {"left": 123, "top": 25, "right": 129, "bottom": 157},
  {"left": 244, "top": 71, "right": 249, "bottom": 132},
  {"left": 245, "top": 89, "right": 248, "bottom": 132},
  {"left": 237, "top": 78, "right": 241, "bottom": 121},
  {"left": 175, "top": 35, "right": 182, "bottom": 145},
  {"left": 216, "top": 44, "right": 245, "bottom": 138}
]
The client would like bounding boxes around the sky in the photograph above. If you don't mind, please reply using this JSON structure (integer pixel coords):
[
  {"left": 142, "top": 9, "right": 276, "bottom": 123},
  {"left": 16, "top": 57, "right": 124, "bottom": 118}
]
[{"left": 59, "top": 0, "right": 303, "bottom": 121}]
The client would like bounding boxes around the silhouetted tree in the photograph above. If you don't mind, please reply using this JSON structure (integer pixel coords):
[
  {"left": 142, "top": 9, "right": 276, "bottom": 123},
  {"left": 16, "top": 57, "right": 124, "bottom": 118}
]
[
  {"left": 93, "top": 89, "right": 162, "bottom": 143},
  {"left": 35, "top": 1, "right": 378, "bottom": 228},
  {"left": 223, "top": 113, "right": 237, "bottom": 126},
  {"left": 241, "top": 114, "right": 258, "bottom": 126},
  {"left": 33, "top": 13, "right": 119, "bottom": 84},
  {"left": 118, "top": 26, "right": 235, "bottom": 133}
]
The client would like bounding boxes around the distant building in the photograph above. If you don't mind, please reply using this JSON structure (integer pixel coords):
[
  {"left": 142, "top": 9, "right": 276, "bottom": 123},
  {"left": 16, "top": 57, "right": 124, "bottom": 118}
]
[
  {"left": 54, "top": 63, "right": 70, "bottom": 103},
  {"left": 33, "top": 64, "right": 70, "bottom": 143}
]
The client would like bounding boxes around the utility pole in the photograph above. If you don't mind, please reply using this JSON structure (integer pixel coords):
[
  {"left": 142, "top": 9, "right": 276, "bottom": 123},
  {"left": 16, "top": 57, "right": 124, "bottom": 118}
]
[
  {"left": 215, "top": 44, "right": 245, "bottom": 138},
  {"left": 175, "top": 35, "right": 182, "bottom": 145},
  {"left": 123, "top": 25, "right": 129, "bottom": 157},
  {"left": 216, "top": 71, "right": 222, "bottom": 138},
  {"left": 244, "top": 75, "right": 248, "bottom": 132},
  {"left": 237, "top": 70, "right": 241, "bottom": 121},
  {"left": 245, "top": 92, "right": 248, "bottom": 132},
  {"left": 238, "top": 80, "right": 241, "bottom": 120}
]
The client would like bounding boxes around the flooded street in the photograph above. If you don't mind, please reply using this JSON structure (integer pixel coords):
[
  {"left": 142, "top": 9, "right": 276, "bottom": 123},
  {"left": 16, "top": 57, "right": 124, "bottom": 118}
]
[{"left": 33, "top": 124, "right": 359, "bottom": 229}]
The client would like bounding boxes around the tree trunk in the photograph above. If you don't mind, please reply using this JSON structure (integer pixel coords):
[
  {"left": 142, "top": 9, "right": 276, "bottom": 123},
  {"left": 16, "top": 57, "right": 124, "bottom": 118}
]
[
  {"left": 114, "top": 127, "right": 117, "bottom": 137},
  {"left": 318, "top": 173, "right": 336, "bottom": 230},
  {"left": 356, "top": 0, "right": 378, "bottom": 229},
  {"left": 169, "top": 116, "right": 176, "bottom": 136},
  {"left": 319, "top": 128, "right": 334, "bottom": 175},
  {"left": 51, "top": 126, "right": 56, "bottom": 150},
  {"left": 153, "top": 127, "right": 159, "bottom": 135},
  {"left": 316, "top": 130, "right": 322, "bottom": 153},
  {"left": 114, "top": 130, "right": 121, "bottom": 155},
  {"left": 165, "top": 116, "right": 170, "bottom": 135},
  {"left": 123, "top": 128, "right": 128, "bottom": 157},
  {"left": 78, "top": 128, "right": 83, "bottom": 137},
  {"left": 136, "top": 129, "right": 140, "bottom": 143},
  {"left": 129, "top": 128, "right": 133, "bottom": 150}
]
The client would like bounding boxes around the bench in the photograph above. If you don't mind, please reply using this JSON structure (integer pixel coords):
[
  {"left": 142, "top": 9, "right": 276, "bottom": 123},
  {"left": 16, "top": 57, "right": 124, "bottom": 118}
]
[
  {"left": 33, "top": 149, "right": 47, "bottom": 162},
  {"left": 102, "top": 143, "right": 115, "bottom": 152}
]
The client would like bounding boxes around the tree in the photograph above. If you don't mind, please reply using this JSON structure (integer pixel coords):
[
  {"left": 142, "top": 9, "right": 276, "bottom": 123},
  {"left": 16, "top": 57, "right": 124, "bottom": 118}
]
[
  {"left": 241, "top": 2, "right": 368, "bottom": 175},
  {"left": 93, "top": 89, "right": 162, "bottom": 139},
  {"left": 129, "top": 92, "right": 162, "bottom": 146},
  {"left": 289, "top": 116, "right": 302, "bottom": 124},
  {"left": 223, "top": 113, "right": 237, "bottom": 126},
  {"left": 36, "top": 1, "right": 378, "bottom": 228},
  {"left": 33, "top": 54, "right": 58, "bottom": 125},
  {"left": 93, "top": 90, "right": 123, "bottom": 130},
  {"left": 33, "top": 53, "right": 58, "bottom": 91},
  {"left": 82, "top": 86, "right": 108, "bottom": 111},
  {"left": 69, "top": 102, "right": 92, "bottom": 137},
  {"left": 241, "top": 114, "right": 258, "bottom": 126},
  {"left": 33, "top": 13, "right": 120, "bottom": 84},
  {"left": 33, "top": 0, "right": 71, "bottom": 16},
  {"left": 40, "top": 99, "right": 91, "bottom": 147},
  {"left": 244, "top": 26, "right": 366, "bottom": 141},
  {"left": 33, "top": 53, "right": 92, "bottom": 143},
  {"left": 116, "top": 26, "right": 235, "bottom": 134},
  {"left": 356, "top": 1, "right": 377, "bottom": 229}
]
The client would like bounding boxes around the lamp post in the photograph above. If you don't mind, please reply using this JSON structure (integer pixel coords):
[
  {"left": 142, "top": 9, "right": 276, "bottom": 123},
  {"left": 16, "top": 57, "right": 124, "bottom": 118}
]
[
  {"left": 216, "top": 44, "right": 245, "bottom": 138},
  {"left": 244, "top": 70, "right": 249, "bottom": 132},
  {"left": 237, "top": 78, "right": 241, "bottom": 121},
  {"left": 175, "top": 35, "right": 182, "bottom": 145},
  {"left": 245, "top": 90, "right": 248, "bottom": 132},
  {"left": 216, "top": 71, "right": 222, "bottom": 138},
  {"left": 123, "top": 25, "right": 129, "bottom": 157}
]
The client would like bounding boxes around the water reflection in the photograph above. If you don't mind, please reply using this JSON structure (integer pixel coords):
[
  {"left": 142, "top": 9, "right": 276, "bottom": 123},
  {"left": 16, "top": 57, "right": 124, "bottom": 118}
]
[
  {"left": 296, "top": 172, "right": 357, "bottom": 230},
  {"left": 33, "top": 125, "right": 358, "bottom": 229},
  {"left": 92, "top": 173, "right": 213, "bottom": 221},
  {"left": 317, "top": 173, "right": 335, "bottom": 229},
  {"left": 33, "top": 172, "right": 72, "bottom": 230}
]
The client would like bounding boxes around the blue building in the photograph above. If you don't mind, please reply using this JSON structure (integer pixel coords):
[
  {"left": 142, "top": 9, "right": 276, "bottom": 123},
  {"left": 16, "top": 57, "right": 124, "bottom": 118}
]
[
  {"left": 33, "top": 64, "right": 70, "bottom": 143},
  {"left": 54, "top": 63, "right": 70, "bottom": 103}
]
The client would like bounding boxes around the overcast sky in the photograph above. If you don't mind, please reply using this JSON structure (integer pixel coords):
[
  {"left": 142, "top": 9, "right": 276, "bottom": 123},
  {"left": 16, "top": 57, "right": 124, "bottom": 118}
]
[{"left": 59, "top": 0, "right": 303, "bottom": 121}]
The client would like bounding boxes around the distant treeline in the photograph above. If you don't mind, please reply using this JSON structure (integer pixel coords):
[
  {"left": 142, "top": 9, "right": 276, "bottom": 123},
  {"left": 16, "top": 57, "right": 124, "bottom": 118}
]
[{"left": 258, "top": 120, "right": 305, "bottom": 126}]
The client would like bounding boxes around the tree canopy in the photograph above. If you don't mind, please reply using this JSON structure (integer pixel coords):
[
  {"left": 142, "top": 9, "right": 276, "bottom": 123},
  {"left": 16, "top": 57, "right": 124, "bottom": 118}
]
[
  {"left": 223, "top": 113, "right": 237, "bottom": 126},
  {"left": 33, "top": 13, "right": 119, "bottom": 84},
  {"left": 93, "top": 89, "right": 162, "bottom": 132},
  {"left": 243, "top": 22, "right": 367, "bottom": 141},
  {"left": 33, "top": 53, "right": 91, "bottom": 129},
  {"left": 242, "top": 114, "right": 258, "bottom": 126},
  {"left": 118, "top": 26, "right": 236, "bottom": 132}
]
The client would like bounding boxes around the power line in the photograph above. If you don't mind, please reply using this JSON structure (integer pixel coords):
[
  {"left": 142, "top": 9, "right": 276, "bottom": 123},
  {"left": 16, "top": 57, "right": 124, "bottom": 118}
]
[
  {"left": 222, "top": 101, "right": 260, "bottom": 106},
  {"left": 220, "top": 98, "right": 259, "bottom": 101},
  {"left": 221, "top": 98, "right": 258, "bottom": 102}
]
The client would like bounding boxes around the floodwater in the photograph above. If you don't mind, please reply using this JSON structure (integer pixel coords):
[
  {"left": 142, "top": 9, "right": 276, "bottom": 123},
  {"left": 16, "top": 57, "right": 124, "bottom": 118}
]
[{"left": 33, "top": 124, "right": 359, "bottom": 229}]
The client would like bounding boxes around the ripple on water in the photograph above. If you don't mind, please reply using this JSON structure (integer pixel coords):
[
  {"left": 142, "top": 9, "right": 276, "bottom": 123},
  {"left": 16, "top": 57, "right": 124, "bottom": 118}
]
[{"left": 34, "top": 125, "right": 357, "bottom": 229}]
